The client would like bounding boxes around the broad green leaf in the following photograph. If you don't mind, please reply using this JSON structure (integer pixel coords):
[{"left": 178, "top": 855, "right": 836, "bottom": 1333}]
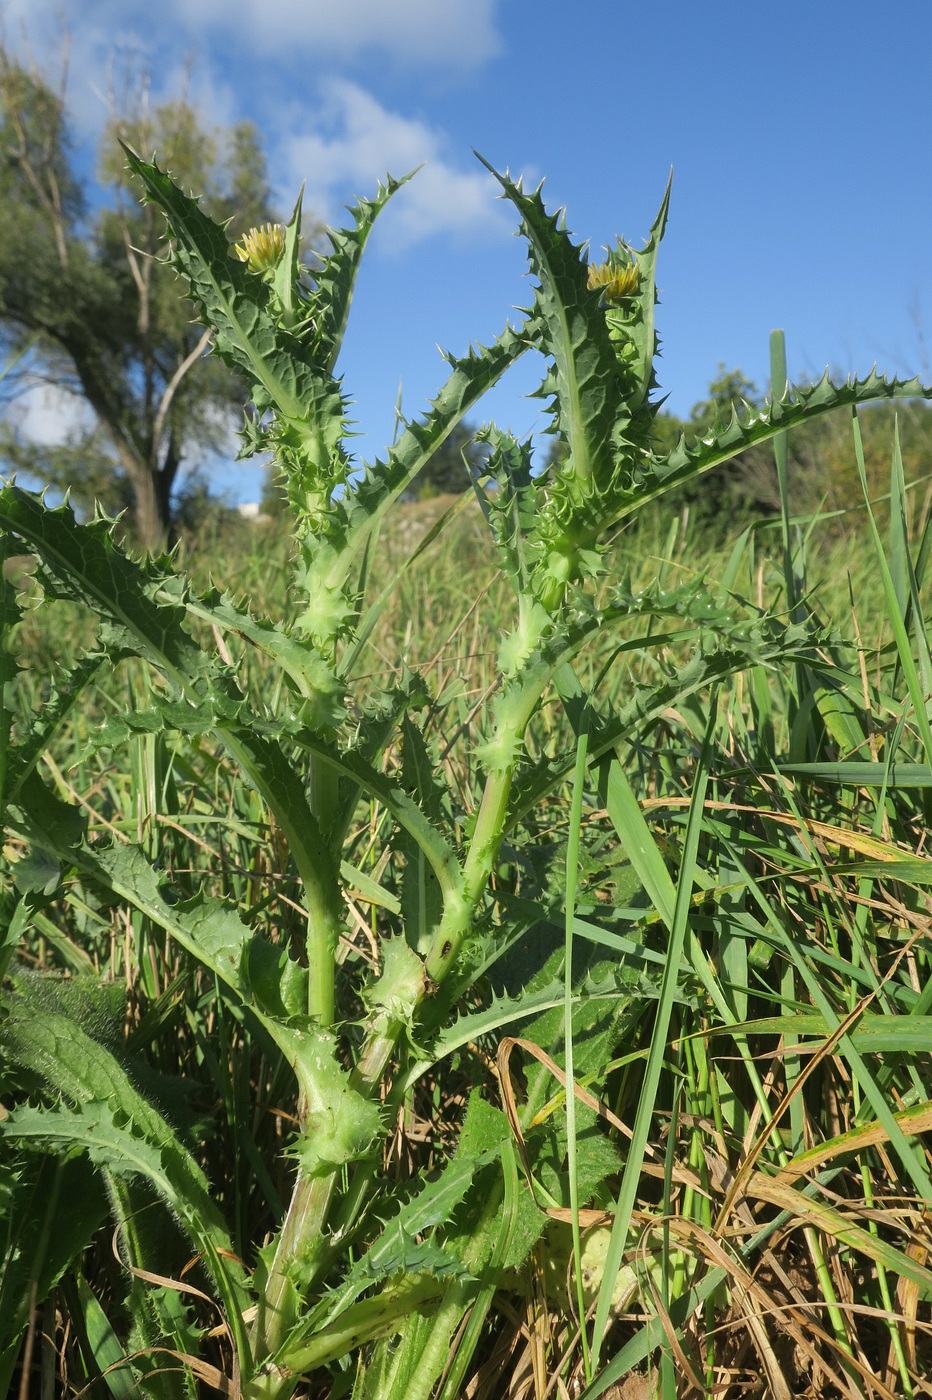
[
  {"left": 73, "top": 1274, "right": 139, "bottom": 1400},
  {"left": 780, "top": 761, "right": 932, "bottom": 786},
  {"left": 708, "top": 1013, "right": 932, "bottom": 1053},
  {"left": 1, "top": 1007, "right": 252, "bottom": 1368},
  {"left": 0, "top": 1154, "right": 107, "bottom": 1396}
]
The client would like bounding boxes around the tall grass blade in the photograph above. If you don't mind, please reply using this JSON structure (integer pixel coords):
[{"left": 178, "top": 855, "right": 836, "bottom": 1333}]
[
  {"left": 589, "top": 694, "right": 719, "bottom": 1369},
  {"left": 564, "top": 703, "right": 591, "bottom": 1379},
  {"left": 852, "top": 411, "right": 932, "bottom": 766}
]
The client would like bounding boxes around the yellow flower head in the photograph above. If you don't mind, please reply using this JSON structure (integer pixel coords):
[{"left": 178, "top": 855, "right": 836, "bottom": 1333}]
[
  {"left": 233, "top": 223, "right": 286, "bottom": 273},
  {"left": 587, "top": 260, "right": 639, "bottom": 303}
]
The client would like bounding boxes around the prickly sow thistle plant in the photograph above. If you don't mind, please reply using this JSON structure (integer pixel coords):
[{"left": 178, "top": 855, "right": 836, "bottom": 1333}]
[{"left": 1, "top": 151, "right": 929, "bottom": 1400}]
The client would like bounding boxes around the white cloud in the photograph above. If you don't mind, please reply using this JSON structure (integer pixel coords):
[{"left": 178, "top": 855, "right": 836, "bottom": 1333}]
[
  {"left": 0, "top": 1, "right": 507, "bottom": 246},
  {"left": 281, "top": 80, "right": 507, "bottom": 250},
  {"left": 0, "top": 5, "right": 503, "bottom": 242},
  {"left": 12, "top": 384, "right": 92, "bottom": 446},
  {"left": 1, "top": 0, "right": 501, "bottom": 76},
  {"left": 171, "top": 0, "right": 501, "bottom": 68}
]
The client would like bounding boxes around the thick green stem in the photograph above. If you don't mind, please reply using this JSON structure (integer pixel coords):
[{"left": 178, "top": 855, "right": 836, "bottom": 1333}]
[
  {"left": 305, "top": 910, "right": 338, "bottom": 1027},
  {"left": 252, "top": 1171, "right": 339, "bottom": 1365},
  {"left": 256, "top": 664, "right": 550, "bottom": 1376},
  {"left": 279, "top": 1276, "right": 445, "bottom": 1376},
  {"left": 425, "top": 765, "right": 513, "bottom": 987},
  {"left": 220, "top": 728, "right": 343, "bottom": 1028},
  {"left": 306, "top": 753, "right": 341, "bottom": 1025},
  {"left": 352, "top": 673, "right": 550, "bottom": 1101},
  {"left": 425, "top": 670, "right": 547, "bottom": 986},
  {"left": 346, "top": 767, "right": 516, "bottom": 1102},
  {"left": 253, "top": 756, "right": 346, "bottom": 1361}
]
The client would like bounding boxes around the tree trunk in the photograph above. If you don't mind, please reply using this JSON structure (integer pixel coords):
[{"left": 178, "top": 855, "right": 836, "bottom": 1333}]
[{"left": 124, "top": 458, "right": 174, "bottom": 554}]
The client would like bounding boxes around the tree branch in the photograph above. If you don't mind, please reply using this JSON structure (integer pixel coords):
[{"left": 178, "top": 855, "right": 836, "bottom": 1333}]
[{"left": 152, "top": 327, "right": 212, "bottom": 468}]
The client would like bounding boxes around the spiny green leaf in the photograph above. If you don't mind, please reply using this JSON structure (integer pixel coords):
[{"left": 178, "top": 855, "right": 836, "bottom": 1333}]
[
  {"left": 268, "top": 188, "right": 308, "bottom": 331},
  {"left": 5, "top": 827, "right": 363, "bottom": 1187},
  {"left": 335, "top": 1155, "right": 483, "bottom": 1293},
  {"left": 615, "top": 172, "right": 670, "bottom": 412},
  {"left": 470, "top": 427, "right": 538, "bottom": 592},
  {"left": 0, "top": 488, "right": 205, "bottom": 687},
  {"left": 6, "top": 1100, "right": 253, "bottom": 1359},
  {"left": 507, "top": 614, "right": 830, "bottom": 826},
  {"left": 361, "top": 937, "right": 426, "bottom": 1027},
  {"left": 289, "top": 1029, "right": 383, "bottom": 1177},
  {"left": 0, "top": 1007, "right": 252, "bottom": 1330},
  {"left": 291, "top": 727, "right": 463, "bottom": 905},
  {"left": 78, "top": 842, "right": 316, "bottom": 1034},
  {"left": 628, "top": 369, "right": 932, "bottom": 525},
  {"left": 287, "top": 1113, "right": 500, "bottom": 1350},
  {"left": 3, "top": 652, "right": 102, "bottom": 806},
  {"left": 183, "top": 587, "right": 343, "bottom": 724},
  {"left": 125, "top": 149, "right": 356, "bottom": 538},
  {"left": 0, "top": 487, "right": 343, "bottom": 921},
  {"left": 123, "top": 147, "right": 316, "bottom": 426},
  {"left": 477, "top": 156, "right": 623, "bottom": 493},
  {"left": 408, "top": 963, "right": 640, "bottom": 1087}
]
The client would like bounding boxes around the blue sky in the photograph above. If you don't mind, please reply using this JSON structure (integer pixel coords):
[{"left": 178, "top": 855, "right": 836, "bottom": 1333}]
[{"left": 4, "top": 0, "right": 931, "bottom": 504}]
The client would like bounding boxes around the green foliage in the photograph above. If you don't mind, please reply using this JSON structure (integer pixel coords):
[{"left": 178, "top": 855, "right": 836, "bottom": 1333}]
[
  {"left": 0, "top": 47, "right": 281, "bottom": 547},
  {"left": 3, "top": 149, "right": 932, "bottom": 1400},
  {"left": 0, "top": 1153, "right": 107, "bottom": 1395},
  {"left": 653, "top": 365, "right": 932, "bottom": 537},
  {"left": 651, "top": 366, "right": 772, "bottom": 530}
]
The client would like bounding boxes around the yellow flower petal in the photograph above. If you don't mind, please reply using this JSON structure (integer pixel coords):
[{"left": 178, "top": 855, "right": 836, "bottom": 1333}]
[
  {"left": 233, "top": 223, "right": 286, "bottom": 272},
  {"left": 587, "top": 261, "right": 639, "bottom": 302}
]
